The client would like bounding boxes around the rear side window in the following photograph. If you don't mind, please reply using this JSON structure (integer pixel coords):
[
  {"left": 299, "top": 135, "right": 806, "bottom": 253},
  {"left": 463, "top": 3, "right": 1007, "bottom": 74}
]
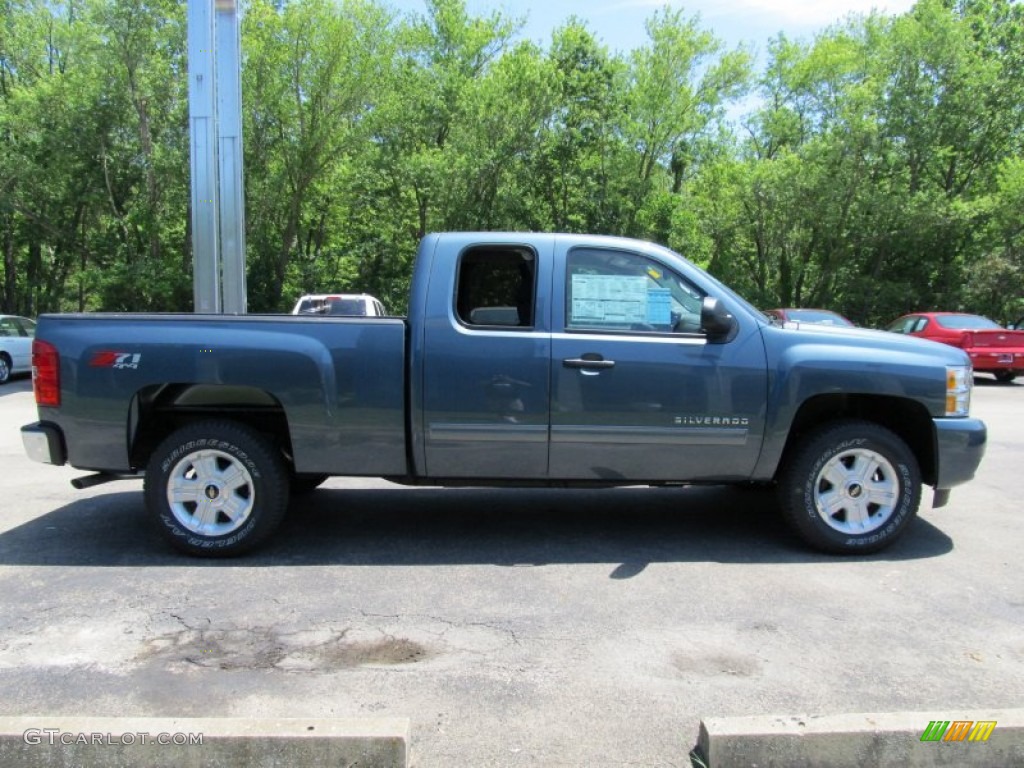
[
  {"left": 887, "top": 316, "right": 919, "bottom": 334},
  {"left": 455, "top": 246, "right": 536, "bottom": 329}
]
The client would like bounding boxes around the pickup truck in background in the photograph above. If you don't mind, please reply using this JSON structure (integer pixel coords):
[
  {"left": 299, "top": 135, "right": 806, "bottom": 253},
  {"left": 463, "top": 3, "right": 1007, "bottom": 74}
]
[
  {"left": 291, "top": 293, "right": 386, "bottom": 317},
  {"left": 21, "top": 233, "right": 986, "bottom": 557}
]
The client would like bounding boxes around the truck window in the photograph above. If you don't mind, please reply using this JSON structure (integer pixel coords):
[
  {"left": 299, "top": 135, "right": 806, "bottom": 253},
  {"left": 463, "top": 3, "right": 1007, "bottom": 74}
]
[
  {"left": 455, "top": 246, "right": 536, "bottom": 329},
  {"left": 326, "top": 298, "right": 368, "bottom": 316},
  {"left": 565, "top": 248, "right": 704, "bottom": 334}
]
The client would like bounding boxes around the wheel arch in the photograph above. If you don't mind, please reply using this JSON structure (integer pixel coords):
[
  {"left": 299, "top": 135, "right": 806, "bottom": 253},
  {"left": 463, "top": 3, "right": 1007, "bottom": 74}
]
[
  {"left": 777, "top": 394, "right": 936, "bottom": 486},
  {"left": 129, "top": 383, "right": 294, "bottom": 471}
]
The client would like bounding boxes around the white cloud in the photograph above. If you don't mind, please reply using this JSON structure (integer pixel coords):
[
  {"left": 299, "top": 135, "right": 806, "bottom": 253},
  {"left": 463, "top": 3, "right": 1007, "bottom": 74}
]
[{"left": 729, "top": 0, "right": 917, "bottom": 27}]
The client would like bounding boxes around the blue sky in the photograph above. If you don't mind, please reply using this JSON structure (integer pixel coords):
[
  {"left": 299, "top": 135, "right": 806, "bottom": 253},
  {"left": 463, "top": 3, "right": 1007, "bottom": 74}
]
[{"left": 385, "top": 0, "right": 919, "bottom": 58}]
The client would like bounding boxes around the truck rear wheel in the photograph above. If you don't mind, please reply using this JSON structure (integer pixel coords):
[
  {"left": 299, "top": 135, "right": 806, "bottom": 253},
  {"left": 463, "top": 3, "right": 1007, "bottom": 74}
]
[
  {"left": 144, "top": 420, "right": 289, "bottom": 557},
  {"left": 777, "top": 420, "right": 920, "bottom": 554}
]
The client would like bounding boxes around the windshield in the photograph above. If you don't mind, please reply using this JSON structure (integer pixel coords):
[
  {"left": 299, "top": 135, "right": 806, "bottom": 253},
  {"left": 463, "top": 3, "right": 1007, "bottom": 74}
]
[{"left": 786, "top": 309, "right": 854, "bottom": 327}]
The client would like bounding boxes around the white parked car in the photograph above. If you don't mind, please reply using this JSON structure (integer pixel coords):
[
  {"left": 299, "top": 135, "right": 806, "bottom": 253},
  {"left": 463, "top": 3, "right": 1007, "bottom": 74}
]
[
  {"left": 291, "top": 293, "right": 386, "bottom": 317},
  {"left": 0, "top": 314, "right": 36, "bottom": 384}
]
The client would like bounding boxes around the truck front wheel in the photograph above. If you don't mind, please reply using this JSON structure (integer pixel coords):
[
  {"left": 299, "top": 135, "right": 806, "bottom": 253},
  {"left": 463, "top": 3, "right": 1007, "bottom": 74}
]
[
  {"left": 144, "top": 420, "right": 289, "bottom": 557},
  {"left": 778, "top": 420, "right": 921, "bottom": 554}
]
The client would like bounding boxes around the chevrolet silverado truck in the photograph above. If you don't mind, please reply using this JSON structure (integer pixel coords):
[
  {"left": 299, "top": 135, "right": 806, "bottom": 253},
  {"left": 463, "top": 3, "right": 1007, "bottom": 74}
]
[{"left": 21, "top": 233, "right": 986, "bottom": 557}]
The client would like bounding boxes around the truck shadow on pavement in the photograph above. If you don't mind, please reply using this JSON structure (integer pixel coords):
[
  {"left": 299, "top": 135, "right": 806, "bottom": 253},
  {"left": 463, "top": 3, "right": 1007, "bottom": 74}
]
[{"left": 0, "top": 484, "right": 953, "bottom": 569}]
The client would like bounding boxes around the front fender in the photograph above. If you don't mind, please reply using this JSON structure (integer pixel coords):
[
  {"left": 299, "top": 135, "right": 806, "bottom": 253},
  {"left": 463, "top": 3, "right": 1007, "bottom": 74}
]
[{"left": 753, "top": 325, "right": 965, "bottom": 481}]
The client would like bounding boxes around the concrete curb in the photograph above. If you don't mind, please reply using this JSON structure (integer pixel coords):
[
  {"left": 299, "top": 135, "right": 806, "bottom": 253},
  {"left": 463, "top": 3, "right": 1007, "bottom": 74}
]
[
  {"left": 695, "top": 709, "right": 1024, "bottom": 767},
  {"left": 0, "top": 716, "right": 409, "bottom": 767}
]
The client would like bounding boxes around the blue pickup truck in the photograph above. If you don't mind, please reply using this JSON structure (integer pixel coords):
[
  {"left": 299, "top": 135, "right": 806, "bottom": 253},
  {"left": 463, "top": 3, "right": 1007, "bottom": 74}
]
[{"left": 21, "top": 233, "right": 986, "bottom": 556}]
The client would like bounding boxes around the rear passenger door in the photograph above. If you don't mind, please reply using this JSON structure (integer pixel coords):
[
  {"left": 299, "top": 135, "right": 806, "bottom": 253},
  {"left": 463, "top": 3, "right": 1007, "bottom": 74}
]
[{"left": 419, "top": 238, "right": 553, "bottom": 478}]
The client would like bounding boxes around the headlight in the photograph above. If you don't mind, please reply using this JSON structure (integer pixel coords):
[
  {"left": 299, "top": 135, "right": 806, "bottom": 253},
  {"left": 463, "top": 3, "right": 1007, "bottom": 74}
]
[{"left": 946, "top": 365, "right": 972, "bottom": 417}]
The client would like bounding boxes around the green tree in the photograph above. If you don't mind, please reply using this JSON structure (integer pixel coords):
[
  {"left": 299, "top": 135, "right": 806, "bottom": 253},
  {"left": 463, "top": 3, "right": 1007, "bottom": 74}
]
[
  {"left": 526, "top": 20, "right": 629, "bottom": 233},
  {"left": 243, "top": 0, "right": 394, "bottom": 310},
  {"left": 625, "top": 7, "right": 751, "bottom": 239}
]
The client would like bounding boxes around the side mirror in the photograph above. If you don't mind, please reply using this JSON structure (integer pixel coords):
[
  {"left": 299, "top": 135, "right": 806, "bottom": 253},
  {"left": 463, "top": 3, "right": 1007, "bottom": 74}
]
[{"left": 701, "top": 297, "right": 737, "bottom": 342}]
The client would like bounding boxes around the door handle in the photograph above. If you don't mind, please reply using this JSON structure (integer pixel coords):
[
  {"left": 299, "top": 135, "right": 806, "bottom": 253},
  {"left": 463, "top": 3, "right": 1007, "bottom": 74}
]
[{"left": 563, "top": 356, "right": 615, "bottom": 370}]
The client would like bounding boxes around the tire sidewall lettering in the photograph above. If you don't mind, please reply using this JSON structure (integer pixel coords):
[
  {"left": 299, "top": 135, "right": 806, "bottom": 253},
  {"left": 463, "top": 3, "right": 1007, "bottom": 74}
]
[
  {"left": 159, "top": 512, "right": 257, "bottom": 548},
  {"left": 160, "top": 439, "right": 261, "bottom": 479}
]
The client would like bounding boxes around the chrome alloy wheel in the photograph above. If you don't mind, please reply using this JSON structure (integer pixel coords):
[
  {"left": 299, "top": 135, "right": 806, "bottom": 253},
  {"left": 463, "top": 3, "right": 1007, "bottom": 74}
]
[
  {"left": 812, "top": 448, "right": 899, "bottom": 535},
  {"left": 166, "top": 448, "right": 256, "bottom": 536}
]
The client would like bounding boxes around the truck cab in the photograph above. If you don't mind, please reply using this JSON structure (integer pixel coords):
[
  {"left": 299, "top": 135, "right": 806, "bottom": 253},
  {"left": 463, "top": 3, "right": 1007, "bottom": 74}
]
[{"left": 410, "top": 234, "right": 766, "bottom": 483}]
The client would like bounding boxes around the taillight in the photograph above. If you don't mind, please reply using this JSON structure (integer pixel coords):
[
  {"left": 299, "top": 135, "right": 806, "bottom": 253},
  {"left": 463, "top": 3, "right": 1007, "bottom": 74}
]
[{"left": 32, "top": 339, "right": 60, "bottom": 407}]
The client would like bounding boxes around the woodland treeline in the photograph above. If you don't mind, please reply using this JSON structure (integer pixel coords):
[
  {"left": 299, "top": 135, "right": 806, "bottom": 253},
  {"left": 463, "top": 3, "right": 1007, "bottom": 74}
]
[{"left": 1, "top": 0, "right": 1022, "bottom": 323}]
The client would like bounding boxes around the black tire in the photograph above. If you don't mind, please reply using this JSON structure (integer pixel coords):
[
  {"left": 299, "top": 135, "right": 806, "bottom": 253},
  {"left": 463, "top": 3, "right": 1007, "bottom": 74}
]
[
  {"left": 144, "top": 420, "right": 289, "bottom": 557},
  {"left": 777, "top": 420, "right": 921, "bottom": 554},
  {"left": 0, "top": 354, "right": 11, "bottom": 384},
  {"left": 291, "top": 473, "right": 330, "bottom": 495},
  {"left": 994, "top": 371, "right": 1016, "bottom": 383}
]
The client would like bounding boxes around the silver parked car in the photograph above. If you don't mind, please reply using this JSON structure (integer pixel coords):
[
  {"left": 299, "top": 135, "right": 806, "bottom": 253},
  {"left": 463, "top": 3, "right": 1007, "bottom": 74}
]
[{"left": 0, "top": 314, "right": 35, "bottom": 384}]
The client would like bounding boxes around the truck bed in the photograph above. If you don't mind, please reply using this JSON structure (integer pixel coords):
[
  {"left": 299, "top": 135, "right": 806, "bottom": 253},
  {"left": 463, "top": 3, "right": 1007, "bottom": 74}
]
[{"left": 33, "top": 313, "right": 409, "bottom": 476}]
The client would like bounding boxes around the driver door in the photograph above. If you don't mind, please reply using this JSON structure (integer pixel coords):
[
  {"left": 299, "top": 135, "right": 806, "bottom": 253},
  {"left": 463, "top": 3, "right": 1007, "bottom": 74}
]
[{"left": 548, "top": 245, "right": 767, "bottom": 482}]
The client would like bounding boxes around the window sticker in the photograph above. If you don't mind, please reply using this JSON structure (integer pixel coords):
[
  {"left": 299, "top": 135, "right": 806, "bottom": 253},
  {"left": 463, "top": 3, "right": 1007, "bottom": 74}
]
[
  {"left": 571, "top": 274, "right": 648, "bottom": 325},
  {"left": 646, "top": 288, "right": 672, "bottom": 325}
]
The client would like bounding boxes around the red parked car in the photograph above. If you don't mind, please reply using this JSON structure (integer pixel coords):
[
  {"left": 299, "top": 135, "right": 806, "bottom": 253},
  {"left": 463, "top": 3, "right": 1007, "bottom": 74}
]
[{"left": 886, "top": 312, "right": 1024, "bottom": 383}]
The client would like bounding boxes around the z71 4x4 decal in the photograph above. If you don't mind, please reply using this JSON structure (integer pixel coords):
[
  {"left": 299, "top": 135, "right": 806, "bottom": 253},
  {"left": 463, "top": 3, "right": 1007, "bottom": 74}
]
[{"left": 89, "top": 351, "right": 142, "bottom": 370}]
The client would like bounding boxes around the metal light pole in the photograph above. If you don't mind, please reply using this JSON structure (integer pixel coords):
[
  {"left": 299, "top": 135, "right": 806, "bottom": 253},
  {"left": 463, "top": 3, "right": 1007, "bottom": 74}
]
[
  {"left": 188, "top": 0, "right": 247, "bottom": 314},
  {"left": 215, "top": 0, "right": 246, "bottom": 314}
]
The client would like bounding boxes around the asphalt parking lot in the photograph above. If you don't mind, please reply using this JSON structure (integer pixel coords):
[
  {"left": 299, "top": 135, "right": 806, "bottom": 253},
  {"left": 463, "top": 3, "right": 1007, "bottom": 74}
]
[{"left": 1, "top": 374, "right": 1021, "bottom": 766}]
